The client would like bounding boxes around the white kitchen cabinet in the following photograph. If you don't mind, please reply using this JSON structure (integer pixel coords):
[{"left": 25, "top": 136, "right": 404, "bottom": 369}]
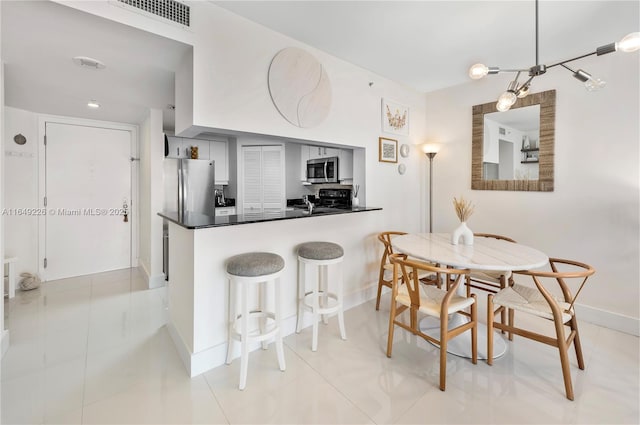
[
  {"left": 215, "top": 206, "right": 236, "bottom": 216},
  {"left": 166, "top": 136, "right": 186, "bottom": 158},
  {"left": 300, "top": 144, "right": 310, "bottom": 181},
  {"left": 338, "top": 149, "right": 353, "bottom": 181},
  {"left": 308, "top": 146, "right": 339, "bottom": 160},
  {"left": 167, "top": 137, "right": 210, "bottom": 160},
  {"left": 210, "top": 140, "right": 229, "bottom": 185}
]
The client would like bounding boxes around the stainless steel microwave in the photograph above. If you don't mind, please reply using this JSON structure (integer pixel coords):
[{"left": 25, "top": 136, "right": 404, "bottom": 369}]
[{"left": 306, "top": 156, "right": 339, "bottom": 183}]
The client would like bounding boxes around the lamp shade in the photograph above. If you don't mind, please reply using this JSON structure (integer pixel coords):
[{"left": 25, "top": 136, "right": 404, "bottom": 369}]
[{"left": 422, "top": 144, "right": 440, "bottom": 154}]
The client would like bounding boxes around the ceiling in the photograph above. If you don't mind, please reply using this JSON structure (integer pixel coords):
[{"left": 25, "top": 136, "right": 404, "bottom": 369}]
[
  {"left": 1, "top": 1, "right": 637, "bottom": 131},
  {"left": 1, "top": 1, "right": 191, "bottom": 129},
  {"left": 214, "top": 0, "right": 639, "bottom": 93}
]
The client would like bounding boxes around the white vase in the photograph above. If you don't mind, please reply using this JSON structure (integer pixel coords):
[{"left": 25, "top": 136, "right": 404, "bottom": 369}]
[
  {"left": 352, "top": 197, "right": 360, "bottom": 207},
  {"left": 451, "top": 222, "right": 474, "bottom": 245}
]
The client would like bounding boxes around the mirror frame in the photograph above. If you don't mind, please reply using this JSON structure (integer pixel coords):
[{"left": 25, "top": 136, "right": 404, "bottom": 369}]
[{"left": 471, "top": 89, "right": 556, "bottom": 191}]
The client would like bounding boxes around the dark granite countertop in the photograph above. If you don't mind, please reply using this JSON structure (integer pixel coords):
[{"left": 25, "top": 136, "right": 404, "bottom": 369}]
[{"left": 159, "top": 206, "right": 382, "bottom": 229}]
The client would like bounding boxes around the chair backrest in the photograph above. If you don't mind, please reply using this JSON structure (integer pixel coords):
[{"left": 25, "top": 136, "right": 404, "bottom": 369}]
[
  {"left": 474, "top": 233, "right": 517, "bottom": 243},
  {"left": 389, "top": 253, "right": 470, "bottom": 309},
  {"left": 377, "top": 231, "right": 407, "bottom": 267},
  {"left": 513, "top": 258, "right": 595, "bottom": 314}
]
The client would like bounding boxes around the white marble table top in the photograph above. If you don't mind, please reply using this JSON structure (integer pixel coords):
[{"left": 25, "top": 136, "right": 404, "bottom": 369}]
[{"left": 392, "top": 233, "right": 548, "bottom": 271}]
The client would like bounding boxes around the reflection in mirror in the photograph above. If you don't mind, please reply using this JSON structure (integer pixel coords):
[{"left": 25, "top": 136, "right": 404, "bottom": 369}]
[
  {"left": 483, "top": 105, "right": 540, "bottom": 181},
  {"left": 472, "top": 90, "right": 555, "bottom": 192}
]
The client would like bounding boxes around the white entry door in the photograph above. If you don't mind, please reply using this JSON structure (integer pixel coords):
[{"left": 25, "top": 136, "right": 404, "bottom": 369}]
[{"left": 44, "top": 122, "right": 132, "bottom": 281}]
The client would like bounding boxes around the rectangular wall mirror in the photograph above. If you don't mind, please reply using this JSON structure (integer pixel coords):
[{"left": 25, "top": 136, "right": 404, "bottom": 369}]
[{"left": 471, "top": 89, "right": 555, "bottom": 191}]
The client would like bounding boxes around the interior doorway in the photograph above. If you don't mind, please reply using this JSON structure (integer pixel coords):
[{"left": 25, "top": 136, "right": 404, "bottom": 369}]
[{"left": 40, "top": 119, "right": 136, "bottom": 281}]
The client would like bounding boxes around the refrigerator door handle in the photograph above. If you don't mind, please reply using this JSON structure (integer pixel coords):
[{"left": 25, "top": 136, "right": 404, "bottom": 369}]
[
  {"left": 177, "top": 159, "right": 185, "bottom": 221},
  {"left": 324, "top": 161, "right": 328, "bottom": 183}
]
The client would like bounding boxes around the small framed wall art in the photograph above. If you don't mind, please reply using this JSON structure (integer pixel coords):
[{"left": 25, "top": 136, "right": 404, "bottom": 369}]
[
  {"left": 381, "top": 98, "right": 409, "bottom": 136},
  {"left": 379, "top": 137, "right": 398, "bottom": 163}
]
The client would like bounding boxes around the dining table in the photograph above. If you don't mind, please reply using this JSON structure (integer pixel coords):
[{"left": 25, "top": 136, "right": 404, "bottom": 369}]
[{"left": 391, "top": 232, "right": 549, "bottom": 360}]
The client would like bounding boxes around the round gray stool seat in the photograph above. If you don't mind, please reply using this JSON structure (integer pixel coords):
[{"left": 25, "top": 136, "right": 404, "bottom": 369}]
[
  {"left": 226, "top": 252, "right": 285, "bottom": 277},
  {"left": 298, "top": 242, "right": 344, "bottom": 261}
]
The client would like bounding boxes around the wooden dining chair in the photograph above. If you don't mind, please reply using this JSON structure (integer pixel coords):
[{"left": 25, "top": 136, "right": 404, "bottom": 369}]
[
  {"left": 376, "top": 231, "right": 407, "bottom": 310},
  {"left": 487, "top": 258, "right": 596, "bottom": 400},
  {"left": 376, "top": 231, "right": 440, "bottom": 310},
  {"left": 386, "top": 253, "right": 477, "bottom": 391}
]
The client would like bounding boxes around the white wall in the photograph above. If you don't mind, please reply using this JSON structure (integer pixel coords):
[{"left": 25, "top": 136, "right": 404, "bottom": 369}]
[
  {"left": 60, "top": 0, "right": 429, "bottom": 235},
  {"left": 138, "top": 109, "right": 164, "bottom": 288},
  {"left": 3, "top": 107, "right": 39, "bottom": 277},
  {"left": 424, "top": 51, "right": 639, "bottom": 330}
]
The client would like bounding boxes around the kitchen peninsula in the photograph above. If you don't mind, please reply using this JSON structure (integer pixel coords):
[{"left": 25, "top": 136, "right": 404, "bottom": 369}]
[{"left": 159, "top": 205, "right": 383, "bottom": 377}]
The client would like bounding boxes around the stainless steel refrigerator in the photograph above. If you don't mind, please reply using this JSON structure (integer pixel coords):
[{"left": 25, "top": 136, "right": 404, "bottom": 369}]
[
  {"left": 163, "top": 158, "right": 216, "bottom": 218},
  {"left": 163, "top": 158, "right": 215, "bottom": 280}
]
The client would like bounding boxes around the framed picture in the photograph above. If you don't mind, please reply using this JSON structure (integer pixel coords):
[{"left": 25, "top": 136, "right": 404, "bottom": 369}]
[
  {"left": 379, "top": 137, "right": 398, "bottom": 163},
  {"left": 382, "top": 98, "right": 409, "bottom": 136}
]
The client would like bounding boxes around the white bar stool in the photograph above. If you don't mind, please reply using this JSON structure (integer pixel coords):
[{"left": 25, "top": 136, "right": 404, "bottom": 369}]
[
  {"left": 225, "top": 252, "right": 286, "bottom": 390},
  {"left": 296, "top": 241, "right": 346, "bottom": 351}
]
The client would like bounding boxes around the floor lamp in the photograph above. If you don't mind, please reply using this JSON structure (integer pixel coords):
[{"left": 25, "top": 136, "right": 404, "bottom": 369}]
[{"left": 423, "top": 144, "right": 439, "bottom": 233}]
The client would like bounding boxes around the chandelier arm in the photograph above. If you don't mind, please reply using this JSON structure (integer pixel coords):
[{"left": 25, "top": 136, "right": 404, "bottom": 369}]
[
  {"left": 498, "top": 69, "right": 532, "bottom": 73},
  {"left": 546, "top": 51, "right": 597, "bottom": 69}
]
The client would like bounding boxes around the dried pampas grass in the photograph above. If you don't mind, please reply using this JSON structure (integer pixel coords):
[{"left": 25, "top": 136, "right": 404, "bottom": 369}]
[{"left": 453, "top": 196, "right": 474, "bottom": 222}]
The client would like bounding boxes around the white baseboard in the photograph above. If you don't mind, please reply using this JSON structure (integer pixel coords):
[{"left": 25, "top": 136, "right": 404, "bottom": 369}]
[
  {"left": 1, "top": 329, "right": 10, "bottom": 358},
  {"left": 576, "top": 304, "right": 639, "bottom": 336},
  {"left": 138, "top": 261, "right": 166, "bottom": 289}
]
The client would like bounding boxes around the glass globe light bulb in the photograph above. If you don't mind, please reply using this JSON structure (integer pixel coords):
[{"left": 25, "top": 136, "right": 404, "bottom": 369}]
[
  {"left": 585, "top": 78, "right": 607, "bottom": 91},
  {"left": 617, "top": 32, "right": 640, "bottom": 53},
  {"left": 517, "top": 85, "right": 530, "bottom": 98},
  {"left": 469, "top": 63, "right": 489, "bottom": 79}
]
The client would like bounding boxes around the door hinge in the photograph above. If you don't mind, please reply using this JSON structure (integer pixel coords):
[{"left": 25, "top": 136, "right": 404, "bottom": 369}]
[
  {"left": 44, "top": 134, "right": 47, "bottom": 145},
  {"left": 44, "top": 196, "right": 47, "bottom": 207},
  {"left": 44, "top": 258, "right": 48, "bottom": 269}
]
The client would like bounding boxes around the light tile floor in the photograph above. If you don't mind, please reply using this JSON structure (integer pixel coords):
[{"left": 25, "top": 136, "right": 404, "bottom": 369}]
[{"left": 2, "top": 268, "right": 638, "bottom": 424}]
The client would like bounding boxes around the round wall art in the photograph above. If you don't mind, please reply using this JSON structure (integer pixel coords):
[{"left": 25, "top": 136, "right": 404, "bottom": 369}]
[{"left": 268, "top": 47, "right": 332, "bottom": 128}]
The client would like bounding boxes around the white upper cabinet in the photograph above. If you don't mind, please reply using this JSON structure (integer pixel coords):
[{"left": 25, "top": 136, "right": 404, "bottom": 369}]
[
  {"left": 167, "top": 136, "right": 187, "bottom": 158},
  {"left": 300, "top": 144, "right": 310, "bottom": 181},
  {"left": 338, "top": 149, "right": 353, "bottom": 181},
  {"left": 308, "top": 146, "right": 339, "bottom": 160},
  {"left": 210, "top": 140, "right": 229, "bottom": 185},
  {"left": 166, "top": 137, "right": 210, "bottom": 160}
]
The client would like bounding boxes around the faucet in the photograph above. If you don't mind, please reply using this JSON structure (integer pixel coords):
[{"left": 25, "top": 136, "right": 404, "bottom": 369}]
[{"left": 304, "top": 197, "right": 314, "bottom": 214}]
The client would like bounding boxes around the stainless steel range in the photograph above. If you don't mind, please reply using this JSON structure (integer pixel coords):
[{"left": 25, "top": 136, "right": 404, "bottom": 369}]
[{"left": 316, "top": 188, "right": 352, "bottom": 209}]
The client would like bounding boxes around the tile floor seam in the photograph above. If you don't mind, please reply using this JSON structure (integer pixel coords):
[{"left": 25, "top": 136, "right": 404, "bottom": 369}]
[
  {"left": 78, "top": 276, "right": 95, "bottom": 425},
  {"left": 282, "top": 336, "right": 380, "bottom": 425},
  {"left": 202, "top": 368, "right": 233, "bottom": 425}
]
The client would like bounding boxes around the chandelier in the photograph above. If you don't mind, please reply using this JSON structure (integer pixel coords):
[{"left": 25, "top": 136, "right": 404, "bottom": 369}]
[{"left": 468, "top": 0, "right": 640, "bottom": 112}]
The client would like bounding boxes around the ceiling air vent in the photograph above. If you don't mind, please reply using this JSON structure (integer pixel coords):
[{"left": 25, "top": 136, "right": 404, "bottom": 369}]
[{"left": 116, "top": 0, "right": 190, "bottom": 27}]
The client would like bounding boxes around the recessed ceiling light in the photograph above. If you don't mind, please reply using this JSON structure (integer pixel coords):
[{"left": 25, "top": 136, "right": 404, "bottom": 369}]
[
  {"left": 87, "top": 100, "right": 101, "bottom": 109},
  {"left": 73, "top": 56, "right": 106, "bottom": 70}
]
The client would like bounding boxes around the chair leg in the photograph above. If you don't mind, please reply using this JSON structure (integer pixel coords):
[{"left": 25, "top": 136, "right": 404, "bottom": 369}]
[
  {"left": 570, "top": 316, "right": 585, "bottom": 370},
  {"left": 226, "top": 279, "right": 235, "bottom": 365},
  {"left": 274, "top": 277, "right": 286, "bottom": 372},
  {"left": 239, "top": 283, "right": 249, "bottom": 390},
  {"left": 386, "top": 301, "right": 397, "bottom": 357},
  {"left": 500, "top": 276, "right": 507, "bottom": 334},
  {"left": 320, "top": 265, "right": 329, "bottom": 325},
  {"left": 375, "top": 273, "right": 384, "bottom": 311},
  {"left": 471, "top": 294, "right": 477, "bottom": 365},
  {"left": 554, "top": 320, "right": 574, "bottom": 400},
  {"left": 296, "top": 260, "right": 304, "bottom": 333},
  {"left": 259, "top": 281, "right": 268, "bottom": 350},
  {"left": 508, "top": 308, "right": 515, "bottom": 341},
  {"left": 487, "top": 294, "right": 495, "bottom": 365},
  {"left": 337, "top": 261, "right": 347, "bottom": 340},
  {"left": 312, "top": 269, "right": 320, "bottom": 352},
  {"left": 439, "top": 314, "right": 448, "bottom": 391}
]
